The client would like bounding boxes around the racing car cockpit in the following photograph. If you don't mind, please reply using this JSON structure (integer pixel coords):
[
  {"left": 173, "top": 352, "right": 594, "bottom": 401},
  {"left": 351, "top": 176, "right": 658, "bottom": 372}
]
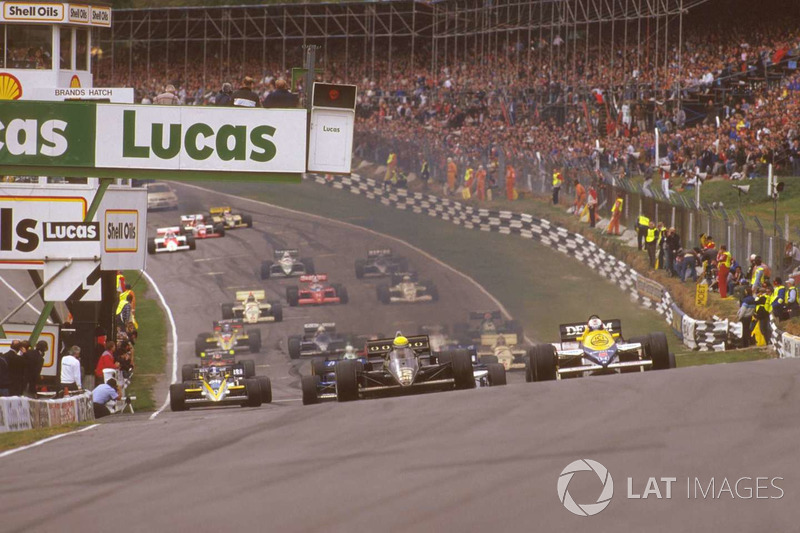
[
  {"left": 479, "top": 313, "right": 498, "bottom": 335},
  {"left": 342, "top": 344, "right": 358, "bottom": 360},
  {"left": 385, "top": 334, "right": 419, "bottom": 386},
  {"left": 314, "top": 325, "right": 333, "bottom": 350}
]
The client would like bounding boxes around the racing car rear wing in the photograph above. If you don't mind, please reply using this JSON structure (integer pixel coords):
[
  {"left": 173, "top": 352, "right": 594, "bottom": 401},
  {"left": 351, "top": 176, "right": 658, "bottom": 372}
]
[
  {"left": 235, "top": 290, "right": 265, "bottom": 301},
  {"left": 469, "top": 310, "right": 503, "bottom": 321},
  {"left": 303, "top": 322, "right": 336, "bottom": 333},
  {"left": 367, "top": 248, "right": 392, "bottom": 257},
  {"left": 366, "top": 334, "right": 430, "bottom": 356},
  {"left": 209, "top": 206, "right": 232, "bottom": 214},
  {"left": 213, "top": 319, "right": 244, "bottom": 330},
  {"left": 559, "top": 319, "right": 622, "bottom": 342},
  {"left": 274, "top": 249, "right": 300, "bottom": 258},
  {"left": 299, "top": 274, "right": 327, "bottom": 282},
  {"left": 390, "top": 271, "right": 419, "bottom": 284},
  {"left": 156, "top": 226, "right": 182, "bottom": 235}
]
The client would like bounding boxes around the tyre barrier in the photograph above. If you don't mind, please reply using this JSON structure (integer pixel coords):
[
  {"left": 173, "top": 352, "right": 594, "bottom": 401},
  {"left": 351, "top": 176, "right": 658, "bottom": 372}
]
[
  {"left": 309, "top": 173, "right": 794, "bottom": 357},
  {"left": 0, "top": 392, "right": 94, "bottom": 433}
]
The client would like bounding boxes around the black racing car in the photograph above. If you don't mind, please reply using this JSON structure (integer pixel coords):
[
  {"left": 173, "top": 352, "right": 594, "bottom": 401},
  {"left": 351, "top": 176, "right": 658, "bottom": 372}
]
[{"left": 355, "top": 248, "right": 409, "bottom": 278}]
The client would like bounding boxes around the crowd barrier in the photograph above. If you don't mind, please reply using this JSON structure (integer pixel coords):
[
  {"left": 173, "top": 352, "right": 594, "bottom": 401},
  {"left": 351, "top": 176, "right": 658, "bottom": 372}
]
[
  {"left": 0, "top": 392, "right": 95, "bottom": 433},
  {"left": 309, "top": 173, "right": 795, "bottom": 357}
]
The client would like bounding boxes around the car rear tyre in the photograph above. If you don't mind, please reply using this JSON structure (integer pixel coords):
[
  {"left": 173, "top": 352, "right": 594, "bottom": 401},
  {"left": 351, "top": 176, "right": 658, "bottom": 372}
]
[
  {"left": 487, "top": 363, "right": 507, "bottom": 386},
  {"left": 194, "top": 334, "right": 210, "bottom": 357},
  {"left": 311, "top": 359, "right": 331, "bottom": 376},
  {"left": 302, "top": 375, "right": 320, "bottom": 405},
  {"left": 242, "top": 359, "right": 256, "bottom": 378},
  {"left": 377, "top": 284, "right": 390, "bottom": 304},
  {"left": 529, "top": 344, "right": 557, "bottom": 381},
  {"left": 648, "top": 332, "right": 673, "bottom": 370},
  {"left": 271, "top": 302, "right": 283, "bottom": 322},
  {"left": 147, "top": 238, "right": 156, "bottom": 255},
  {"left": 242, "top": 214, "right": 253, "bottom": 228},
  {"left": 450, "top": 349, "right": 476, "bottom": 390},
  {"left": 338, "top": 286, "right": 349, "bottom": 304},
  {"left": 243, "top": 379, "right": 262, "bottom": 407},
  {"left": 257, "top": 376, "right": 272, "bottom": 404},
  {"left": 507, "top": 320, "right": 524, "bottom": 338},
  {"left": 260, "top": 261, "right": 272, "bottom": 280},
  {"left": 286, "top": 286, "right": 300, "bottom": 307},
  {"left": 335, "top": 360, "right": 359, "bottom": 402},
  {"left": 355, "top": 259, "right": 366, "bottom": 279},
  {"left": 248, "top": 330, "right": 261, "bottom": 353},
  {"left": 288, "top": 336, "right": 302, "bottom": 360},
  {"left": 427, "top": 283, "right": 439, "bottom": 302},
  {"left": 215, "top": 223, "right": 225, "bottom": 236},
  {"left": 397, "top": 257, "right": 409, "bottom": 271},
  {"left": 181, "top": 364, "right": 195, "bottom": 382},
  {"left": 187, "top": 235, "right": 196, "bottom": 250},
  {"left": 221, "top": 303, "right": 234, "bottom": 320},
  {"left": 302, "top": 258, "right": 315, "bottom": 275},
  {"left": 169, "top": 384, "right": 186, "bottom": 411},
  {"left": 479, "top": 355, "right": 499, "bottom": 364}
]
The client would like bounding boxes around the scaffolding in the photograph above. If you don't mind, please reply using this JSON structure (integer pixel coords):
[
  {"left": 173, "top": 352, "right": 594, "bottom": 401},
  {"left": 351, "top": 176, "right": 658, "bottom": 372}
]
[{"left": 97, "top": 0, "right": 710, "bottom": 90}]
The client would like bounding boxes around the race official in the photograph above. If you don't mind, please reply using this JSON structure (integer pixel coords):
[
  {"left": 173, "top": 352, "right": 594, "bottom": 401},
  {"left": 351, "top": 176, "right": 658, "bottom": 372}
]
[
  {"left": 505, "top": 164, "right": 517, "bottom": 201},
  {"left": 92, "top": 378, "right": 119, "bottom": 419},
  {"left": 153, "top": 84, "right": 180, "bottom": 105},
  {"left": 446, "top": 158, "right": 457, "bottom": 195},
  {"left": 262, "top": 78, "right": 298, "bottom": 108},
  {"left": 786, "top": 279, "right": 799, "bottom": 317},
  {"left": 23, "top": 340, "right": 46, "bottom": 397},
  {"left": 607, "top": 197, "right": 623, "bottom": 235},
  {"left": 214, "top": 82, "right": 233, "bottom": 106},
  {"left": 573, "top": 179, "right": 586, "bottom": 217},
  {"left": 552, "top": 169, "right": 563, "bottom": 205},
  {"left": 60, "top": 346, "right": 82, "bottom": 393},
  {"left": 636, "top": 215, "right": 650, "bottom": 250},
  {"left": 2, "top": 340, "right": 27, "bottom": 396},
  {"left": 231, "top": 76, "right": 261, "bottom": 108},
  {"left": 645, "top": 221, "right": 658, "bottom": 268},
  {"left": 716, "top": 245, "right": 732, "bottom": 299}
]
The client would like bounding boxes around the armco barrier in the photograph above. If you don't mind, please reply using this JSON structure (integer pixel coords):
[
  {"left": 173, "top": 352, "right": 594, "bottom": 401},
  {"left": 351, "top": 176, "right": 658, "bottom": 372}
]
[
  {"left": 0, "top": 392, "right": 94, "bottom": 433},
  {"left": 309, "top": 173, "right": 791, "bottom": 356}
]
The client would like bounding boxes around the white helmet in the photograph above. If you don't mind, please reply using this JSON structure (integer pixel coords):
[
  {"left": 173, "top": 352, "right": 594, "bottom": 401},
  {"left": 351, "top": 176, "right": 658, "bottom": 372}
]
[
  {"left": 587, "top": 316, "right": 604, "bottom": 331},
  {"left": 316, "top": 325, "right": 326, "bottom": 334}
]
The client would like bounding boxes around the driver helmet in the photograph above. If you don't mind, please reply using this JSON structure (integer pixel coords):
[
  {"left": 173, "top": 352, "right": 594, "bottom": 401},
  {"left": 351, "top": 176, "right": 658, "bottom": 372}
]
[
  {"left": 402, "top": 275, "right": 411, "bottom": 282},
  {"left": 311, "top": 275, "right": 319, "bottom": 283},
  {"left": 282, "top": 251, "right": 291, "bottom": 260},
  {"left": 208, "top": 366, "right": 222, "bottom": 380},
  {"left": 221, "top": 323, "right": 232, "bottom": 334},
  {"left": 495, "top": 335, "right": 507, "bottom": 346},
  {"left": 316, "top": 325, "right": 326, "bottom": 335},
  {"left": 343, "top": 344, "right": 357, "bottom": 359},
  {"left": 393, "top": 333, "right": 409, "bottom": 349},
  {"left": 587, "top": 316, "right": 604, "bottom": 331}
]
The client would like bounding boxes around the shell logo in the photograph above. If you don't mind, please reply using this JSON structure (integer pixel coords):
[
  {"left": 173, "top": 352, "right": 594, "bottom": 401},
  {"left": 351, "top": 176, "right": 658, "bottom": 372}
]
[
  {"left": 0, "top": 73, "right": 23, "bottom": 100},
  {"left": 70, "top": 75, "right": 82, "bottom": 88}
]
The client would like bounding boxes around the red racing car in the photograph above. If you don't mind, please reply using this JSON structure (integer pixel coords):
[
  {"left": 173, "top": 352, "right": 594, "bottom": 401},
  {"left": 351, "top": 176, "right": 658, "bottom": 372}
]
[{"left": 286, "top": 274, "right": 349, "bottom": 307}]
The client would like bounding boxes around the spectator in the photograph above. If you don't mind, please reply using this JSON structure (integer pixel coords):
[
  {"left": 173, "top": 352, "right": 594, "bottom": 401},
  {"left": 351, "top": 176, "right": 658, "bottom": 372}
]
[
  {"left": 665, "top": 227, "right": 681, "bottom": 277},
  {"left": 215, "top": 82, "right": 233, "bottom": 106},
  {"left": 0, "top": 349, "right": 9, "bottom": 397},
  {"left": 117, "top": 292, "right": 134, "bottom": 329},
  {"left": 125, "top": 322, "right": 139, "bottom": 346},
  {"left": 262, "top": 78, "right": 298, "bottom": 108},
  {"left": 728, "top": 265, "right": 744, "bottom": 297},
  {"left": 475, "top": 165, "right": 487, "bottom": 201},
  {"left": 95, "top": 341, "right": 119, "bottom": 382},
  {"left": 716, "top": 245, "right": 732, "bottom": 298},
  {"left": 505, "top": 164, "right": 517, "bottom": 201},
  {"left": 784, "top": 241, "right": 800, "bottom": 276},
  {"left": 91, "top": 378, "right": 119, "bottom": 419},
  {"left": 116, "top": 343, "right": 134, "bottom": 380},
  {"left": 231, "top": 76, "right": 261, "bottom": 108},
  {"left": 60, "top": 346, "right": 82, "bottom": 393},
  {"left": 737, "top": 287, "right": 756, "bottom": 348},
  {"left": 2, "top": 340, "right": 26, "bottom": 396},
  {"left": 587, "top": 184, "right": 598, "bottom": 228},
  {"left": 573, "top": 179, "right": 586, "bottom": 216},
  {"left": 23, "top": 340, "right": 46, "bottom": 397},
  {"left": 446, "top": 157, "right": 457, "bottom": 195},
  {"left": 153, "top": 84, "right": 180, "bottom": 105},
  {"left": 419, "top": 155, "right": 430, "bottom": 189}
]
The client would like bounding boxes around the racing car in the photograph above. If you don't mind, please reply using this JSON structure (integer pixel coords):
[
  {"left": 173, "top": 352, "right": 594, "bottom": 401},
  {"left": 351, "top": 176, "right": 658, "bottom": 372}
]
[
  {"left": 286, "top": 274, "right": 349, "bottom": 306},
  {"left": 179, "top": 214, "right": 225, "bottom": 239},
  {"left": 376, "top": 272, "right": 438, "bottom": 304},
  {"left": 221, "top": 290, "right": 283, "bottom": 324},
  {"left": 287, "top": 323, "right": 351, "bottom": 360},
  {"left": 208, "top": 206, "right": 253, "bottom": 229},
  {"left": 195, "top": 320, "right": 262, "bottom": 357},
  {"left": 147, "top": 227, "right": 196, "bottom": 254},
  {"left": 354, "top": 248, "right": 409, "bottom": 278},
  {"left": 329, "top": 332, "right": 479, "bottom": 402},
  {"left": 526, "top": 316, "right": 676, "bottom": 382},
  {"left": 260, "top": 249, "right": 315, "bottom": 279},
  {"left": 452, "top": 310, "right": 523, "bottom": 345},
  {"left": 170, "top": 356, "right": 271, "bottom": 411}
]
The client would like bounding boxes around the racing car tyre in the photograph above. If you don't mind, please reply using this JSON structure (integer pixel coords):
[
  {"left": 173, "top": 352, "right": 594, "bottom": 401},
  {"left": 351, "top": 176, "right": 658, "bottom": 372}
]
[
  {"left": 397, "top": 257, "right": 410, "bottom": 271},
  {"left": 257, "top": 376, "right": 272, "bottom": 404},
  {"left": 337, "top": 285, "right": 349, "bottom": 304},
  {"left": 334, "top": 360, "right": 359, "bottom": 402},
  {"left": 529, "top": 344, "right": 557, "bottom": 381},
  {"left": 452, "top": 349, "right": 476, "bottom": 390},
  {"left": 270, "top": 302, "right": 283, "bottom": 322},
  {"left": 242, "top": 359, "right": 256, "bottom": 378},
  {"left": 242, "top": 214, "right": 253, "bottom": 228},
  {"left": 311, "top": 359, "right": 330, "bottom": 376},
  {"left": 507, "top": 320, "right": 524, "bottom": 338},
  {"left": 286, "top": 286, "right": 300, "bottom": 307},
  {"left": 487, "top": 363, "right": 507, "bottom": 386},
  {"left": 453, "top": 322, "right": 471, "bottom": 343},
  {"left": 302, "top": 258, "right": 315, "bottom": 275},
  {"left": 181, "top": 364, "right": 195, "bottom": 382},
  {"left": 187, "top": 235, "right": 196, "bottom": 250},
  {"left": 647, "top": 332, "right": 674, "bottom": 370},
  {"left": 426, "top": 283, "right": 439, "bottom": 302},
  {"left": 221, "top": 303, "right": 234, "bottom": 320},
  {"left": 243, "top": 379, "right": 262, "bottom": 407},
  {"left": 195, "top": 334, "right": 210, "bottom": 357},
  {"left": 377, "top": 284, "right": 391, "bottom": 304},
  {"left": 288, "top": 336, "right": 302, "bottom": 360},
  {"left": 479, "top": 355, "right": 499, "bottom": 365},
  {"left": 169, "top": 384, "right": 187, "bottom": 411},
  {"left": 260, "top": 261, "right": 272, "bottom": 280},
  {"left": 248, "top": 330, "right": 262, "bottom": 353},
  {"left": 214, "top": 223, "right": 226, "bottom": 236},
  {"left": 147, "top": 238, "right": 156, "bottom": 255},
  {"left": 524, "top": 358, "right": 533, "bottom": 382},
  {"left": 302, "top": 375, "right": 320, "bottom": 405},
  {"left": 355, "top": 259, "right": 366, "bottom": 279}
]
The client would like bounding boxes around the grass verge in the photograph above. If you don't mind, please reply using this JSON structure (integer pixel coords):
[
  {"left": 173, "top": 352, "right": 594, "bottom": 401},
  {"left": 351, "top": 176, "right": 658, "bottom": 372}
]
[
  {"left": 123, "top": 270, "right": 167, "bottom": 412},
  {"left": 677, "top": 347, "right": 773, "bottom": 367},
  {"left": 0, "top": 422, "right": 94, "bottom": 452}
]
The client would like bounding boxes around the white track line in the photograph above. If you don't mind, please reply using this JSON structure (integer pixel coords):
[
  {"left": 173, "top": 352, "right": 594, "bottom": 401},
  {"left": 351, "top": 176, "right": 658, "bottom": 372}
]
[
  {"left": 173, "top": 181, "right": 522, "bottom": 336},
  {"left": 0, "top": 424, "right": 99, "bottom": 459},
  {"left": 143, "top": 271, "right": 178, "bottom": 420},
  {"left": 0, "top": 274, "right": 51, "bottom": 321}
]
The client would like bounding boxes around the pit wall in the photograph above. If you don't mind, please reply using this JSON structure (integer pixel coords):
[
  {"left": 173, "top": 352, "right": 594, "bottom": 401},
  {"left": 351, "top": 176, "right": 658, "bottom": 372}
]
[{"left": 308, "top": 173, "right": 800, "bottom": 358}]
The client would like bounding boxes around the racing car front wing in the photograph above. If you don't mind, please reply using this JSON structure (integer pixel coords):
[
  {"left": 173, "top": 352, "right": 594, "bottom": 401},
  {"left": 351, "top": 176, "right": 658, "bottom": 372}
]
[{"left": 556, "top": 359, "right": 654, "bottom": 375}]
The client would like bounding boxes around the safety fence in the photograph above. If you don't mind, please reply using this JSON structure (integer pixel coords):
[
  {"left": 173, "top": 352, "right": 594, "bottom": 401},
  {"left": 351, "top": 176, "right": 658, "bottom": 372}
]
[
  {"left": 0, "top": 392, "right": 94, "bottom": 433},
  {"left": 308, "top": 172, "right": 798, "bottom": 358}
]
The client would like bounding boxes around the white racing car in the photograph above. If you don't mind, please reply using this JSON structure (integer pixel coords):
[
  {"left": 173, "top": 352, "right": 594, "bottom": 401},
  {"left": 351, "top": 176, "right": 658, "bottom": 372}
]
[
  {"left": 179, "top": 214, "right": 225, "bottom": 239},
  {"left": 221, "top": 290, "right": 282, "bottom": 324},
  {"left": 261, "top": 249, "right": 315, "bottom": 279},
  {"left": 147, "top": 227, "right": 196, "bottom": 254},
  {"left": 377, "top": 272, "right": 438, "bottom": 304}
]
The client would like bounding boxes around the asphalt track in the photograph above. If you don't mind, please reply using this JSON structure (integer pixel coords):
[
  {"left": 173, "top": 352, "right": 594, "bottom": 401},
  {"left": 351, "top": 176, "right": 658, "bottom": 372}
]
[{"left": 0, "top": 185, "right": 798, "bottom": 532}]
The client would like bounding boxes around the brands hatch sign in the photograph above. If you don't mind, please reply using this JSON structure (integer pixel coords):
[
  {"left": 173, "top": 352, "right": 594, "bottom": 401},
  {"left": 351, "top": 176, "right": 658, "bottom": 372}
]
[{"left": 0, "top": 101, "right": 308, "bottom": 181}]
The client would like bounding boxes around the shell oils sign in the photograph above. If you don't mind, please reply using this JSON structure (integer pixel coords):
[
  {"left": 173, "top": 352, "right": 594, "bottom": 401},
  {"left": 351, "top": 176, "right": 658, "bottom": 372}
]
[{"left": 0, "top": 73, "right": 23, "bottom": 100}]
